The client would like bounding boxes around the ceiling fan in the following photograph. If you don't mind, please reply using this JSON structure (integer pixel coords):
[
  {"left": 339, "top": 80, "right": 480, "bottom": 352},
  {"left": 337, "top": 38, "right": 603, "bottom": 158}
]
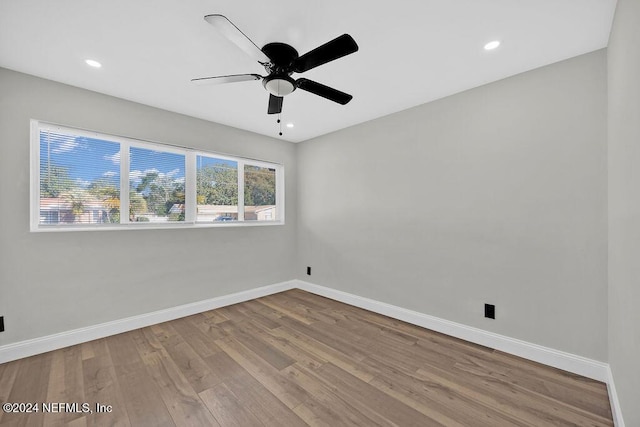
[{"left": 192, "top": 15, "right": 359, "bottom": 115}]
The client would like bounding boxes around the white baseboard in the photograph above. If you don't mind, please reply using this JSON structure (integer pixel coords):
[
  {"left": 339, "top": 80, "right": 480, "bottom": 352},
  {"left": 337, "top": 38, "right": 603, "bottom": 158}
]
[
  {"left": 606, "top": 366, "right": 626, "bottom": 427},
  {"left": 0, "top": 280, "right": 296, "bottom": 364},
  {"left": 293, "top": 280, "right": 609, "bottom": 382}
]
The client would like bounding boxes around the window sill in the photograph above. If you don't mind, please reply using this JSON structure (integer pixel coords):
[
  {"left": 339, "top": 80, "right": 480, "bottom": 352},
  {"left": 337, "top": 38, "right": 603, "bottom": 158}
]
[{"left": 31, "top": 220, "right": 285, "bottom": 232}]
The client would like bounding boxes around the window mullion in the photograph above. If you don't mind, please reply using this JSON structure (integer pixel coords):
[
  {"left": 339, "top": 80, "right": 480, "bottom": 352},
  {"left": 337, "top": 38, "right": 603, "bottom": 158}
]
[
  {"left": 185, "top": 151, "right": 196, "bottom": 223},
  {"left": 30, "top": 121, "right": 41, "bottom": 231},
  {"left": 276, "top": 166, "right": 284, "bottom": 222},
  {"left": 120, "top": 142, "right": 130, "bottom": 224},
  {"left": 237, "top": 160, "right": 245, "bottom": 221}
]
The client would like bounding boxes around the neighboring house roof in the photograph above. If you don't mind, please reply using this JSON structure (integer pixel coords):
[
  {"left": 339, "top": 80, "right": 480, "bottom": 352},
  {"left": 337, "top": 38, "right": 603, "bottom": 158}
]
[
  {"left": 196, "top": 205, "right": 275, "bottom": 213},
  {"left": 197, "top": 205, "right": 239, "bottom": 214},
  {"left": 245, "top": 205, "right": 276, "bottom": 213}
]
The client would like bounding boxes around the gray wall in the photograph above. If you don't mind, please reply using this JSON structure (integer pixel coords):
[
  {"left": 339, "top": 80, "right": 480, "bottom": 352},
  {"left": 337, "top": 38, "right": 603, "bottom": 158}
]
[
  {"left": 608, "top": 0, "right": 640, "bottom": 423},
  {"left": 0, "top": 67, "right": 297, "bottom": 345},
  {"left": 297, "top": 50, "right": 608, "bottom": 361}
]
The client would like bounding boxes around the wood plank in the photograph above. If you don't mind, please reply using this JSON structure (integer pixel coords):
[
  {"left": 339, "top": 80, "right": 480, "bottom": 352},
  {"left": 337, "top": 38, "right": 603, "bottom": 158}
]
[
  {"left": 308, "top": 362, "right": 445, "bottom": 426},
  {"left": 283, "top": 364, "right": 394, "bottom": 427},
  {"left": 230, "top": 302, "right": 282, "bottom": 330},
  {"left": 415, "top": 366, "right": 613, "bottom": 426},
  {"left": 130, "top": 329, "right": 220, "bottom": 427},
  {"left": 453, "top": 353, "right": 612, "bottom": 419},
  {"left": 151, "top": 322, "right": 222, "bottom": 394},
  {"left": 237, "top": 320, "right": 326, "bottom": 371},
  {"left": 269, "top": 325, "right": 375, "bottom": 382},
  {"left": 0, "top": 289, "right": 614, "bottom": 427},
  {"left": 263, "top": 293, "right": 324, "bottom": 323},
  {"left": 214, "top": 304, "right": 250, "bottom": 324},
  {"left": 65, "top": 416, "right": 87, "bottom": 427},
  {"left": 199, "top": 310, "right": 229, "bottom": 324},
  {"left": 106, "top": 332, "right": 174, "bottom": 427},
  {"left": 242, "top": 299, "right": 286, "bottom": 323},
  {"left": 45, "top": 345, "right": 85, "bottom": 427},
  {"left": 199, "top": 383, "right": 264, "bottom": 427},
  {"left": 366, "top": 333, "right": 612, "bottom": 426},
  {"left": 201, "top": 351, "right": 307, "bottom": 427},
  {"left": 170, "top": 316, "right": 222, "bottom": 358},
  {"left": 0, "top": 360, "right": 20, "bottom": 405},
  {"left": 82, "top": 339, "right": 131, "bottom": 427},
  {"left": 1, "top": 352, "right": 52, "bottom": 427},
  {"left": 276, "top": 315, "right": 370, "bottom": 362},
  {"left": 257, "top": 298, "right": 317, "bottom": 325},
  {"left": 215, "top": 337, "right": 308, "bottom": 409},
  {"left": 218, "top": 320, "right": 295, "bottom": 371},
  {"left": 365, "top": 356, "right": 528, "bottom": 427},
  {"left": 80, "top": 343, "right": 95, "bottom": 361}
]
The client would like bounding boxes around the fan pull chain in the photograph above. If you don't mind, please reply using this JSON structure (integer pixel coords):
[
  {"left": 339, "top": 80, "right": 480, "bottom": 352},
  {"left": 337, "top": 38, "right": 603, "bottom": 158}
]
[{"left": 277, "top": 114, "right": 282, "bottom": 136}]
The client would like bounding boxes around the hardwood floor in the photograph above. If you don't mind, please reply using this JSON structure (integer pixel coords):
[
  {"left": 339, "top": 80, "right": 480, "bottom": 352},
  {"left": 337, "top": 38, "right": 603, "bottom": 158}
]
[{"left": 0, "top": 289, "right": 613, "bottom": 426}]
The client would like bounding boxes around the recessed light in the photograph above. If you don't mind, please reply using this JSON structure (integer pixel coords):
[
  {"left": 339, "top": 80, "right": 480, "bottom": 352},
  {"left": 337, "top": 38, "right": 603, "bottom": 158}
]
[
  {"left": 286, "top": 123, "right": 294, "bottom": 128},
  {"left": 85, "top": 59, "right": 102, "bottom": 68},
  {"left": 484, "top": 40, "right": 501, "bottom": 51}
]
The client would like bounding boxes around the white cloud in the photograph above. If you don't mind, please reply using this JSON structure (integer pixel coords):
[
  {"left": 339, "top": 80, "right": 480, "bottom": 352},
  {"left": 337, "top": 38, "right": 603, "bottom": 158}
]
[
  {"left": 129, "top": 168, "right": 183, "bottom": 184},
  {"left": 129, "top": 170, "right": 144, "bottom": 181},
  {"left": 104, "top": 151, "right": 121, "bottom": 165},
  {"left": 51, "top": 135, "right": 79, "bottom": 153},
  {"left": 103, "top": 171, "right": 117, "bottom": 178},
  {"left": 75, "top": 178, "right": 90, "bottom": 188}
]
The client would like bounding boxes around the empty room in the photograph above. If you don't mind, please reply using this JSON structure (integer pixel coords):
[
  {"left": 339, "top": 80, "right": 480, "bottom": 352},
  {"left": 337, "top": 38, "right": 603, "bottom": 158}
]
[{"left": 0, "top": 0, "right": 638, "bottom": 426}]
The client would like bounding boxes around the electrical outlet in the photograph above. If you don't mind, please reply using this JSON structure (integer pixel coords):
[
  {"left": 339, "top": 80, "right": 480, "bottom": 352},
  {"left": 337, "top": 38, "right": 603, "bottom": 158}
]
[
  {"left": 0, "top": 316, "right": 4, "bottom": 332},
  {"left": 307, "top": 266, "right": 311, "bottom": 276},
  {"left": 484, "top": 304, "right": 495, "bottom": 319}
]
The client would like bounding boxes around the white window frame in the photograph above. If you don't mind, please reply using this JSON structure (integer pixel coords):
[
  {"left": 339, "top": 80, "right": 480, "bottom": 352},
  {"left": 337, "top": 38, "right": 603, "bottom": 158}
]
[{"left": 30, "top": 120, "right": 285, "bottom": 232}]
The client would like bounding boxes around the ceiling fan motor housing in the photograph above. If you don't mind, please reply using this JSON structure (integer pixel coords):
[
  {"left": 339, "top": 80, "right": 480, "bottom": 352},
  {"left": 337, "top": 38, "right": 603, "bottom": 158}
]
[
  {"left": 261, "top": 42, "right": 300, "bottom": 97},
  {"left": 262, "top": 42, "right": 299, "bottom": 70}
]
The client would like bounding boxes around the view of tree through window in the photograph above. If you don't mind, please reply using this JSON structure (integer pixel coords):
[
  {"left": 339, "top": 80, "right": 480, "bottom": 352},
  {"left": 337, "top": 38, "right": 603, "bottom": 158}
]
[
  {"left": 196, "top": 156, "right": 238, "bottom": 222},
  {"left": 129, "top": 147, "right": 185, "bottom": 222},
  {"left": 33, "top": 122, "right": 283, "bottom": 230},
  {"left": 244, "top": 165, "right": 276, "bottom": 221},
  {"left": 39, "top": 130, "right": 120, "bottom": 225}
]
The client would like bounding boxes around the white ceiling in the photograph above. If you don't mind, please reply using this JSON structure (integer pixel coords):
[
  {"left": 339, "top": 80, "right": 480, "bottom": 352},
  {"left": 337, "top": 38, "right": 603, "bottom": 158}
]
[{"left": 0, "top": 0, "right": 617, "bottom": 143}]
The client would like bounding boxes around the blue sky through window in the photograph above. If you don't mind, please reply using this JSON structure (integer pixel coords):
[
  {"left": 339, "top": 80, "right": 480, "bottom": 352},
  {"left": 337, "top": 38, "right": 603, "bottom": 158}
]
[
  {"left": 130, "top": 147, "right": 185, "bottom": 187},
  {"left": 39, "top": 131, "right": 187, "bottom": 189},
  {"left": 40, "top": 132, "right": 121, "bottom": 188},
  {"left": 197, "top": 155, "right": 237, "bottom": 170}
]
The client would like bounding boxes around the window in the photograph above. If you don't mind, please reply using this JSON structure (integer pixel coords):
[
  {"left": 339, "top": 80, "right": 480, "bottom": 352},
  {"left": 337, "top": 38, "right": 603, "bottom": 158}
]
[
  {"left": 244, "top": 165, "right": 277, "bottom": 221},
  {"left": 129, "top": 146, "right": 186, "bottom": 223},
  {"left": 31, "top": 121, "right": 284, "bottom": 231},
  {"left": 196, "top": 155, "right": 238, "bottom": 222},
  {"left": 38, "top": 128, "right": 121, "bottom": 226}
]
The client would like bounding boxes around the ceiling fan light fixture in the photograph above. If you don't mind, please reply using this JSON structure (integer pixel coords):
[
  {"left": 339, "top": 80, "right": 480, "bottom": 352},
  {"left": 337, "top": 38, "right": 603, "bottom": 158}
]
[{"left": 263, "top": 76, "right": 295, "bottom": 96}]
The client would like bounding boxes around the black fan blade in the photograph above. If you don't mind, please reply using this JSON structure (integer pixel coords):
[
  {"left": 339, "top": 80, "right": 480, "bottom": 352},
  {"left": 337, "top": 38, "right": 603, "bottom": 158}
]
[
  {"left": 268, "top": 94, "right": 283, "bottom": 114},
  {"left": 296, "top": 78, "right": 353, "bottom": 105},
  {"left": 294, "top": 34, "right": 358, "bottom": 73},
  {"left": 191, "top": 74, "right": 262, "bottom": 85},
  {"left": 204, "top": 14, "right": 271, "bottom": 64}
]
